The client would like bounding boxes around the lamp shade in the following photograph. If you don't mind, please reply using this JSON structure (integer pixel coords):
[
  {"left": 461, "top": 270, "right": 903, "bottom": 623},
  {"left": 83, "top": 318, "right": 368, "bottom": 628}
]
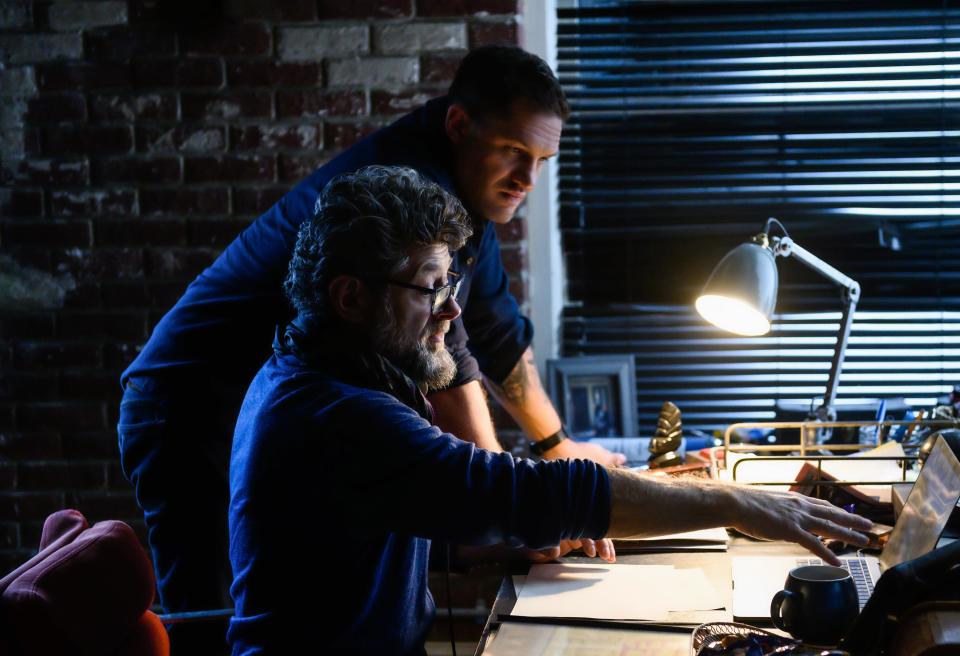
[{"left": 696, "top": 242, "right": 778, "bottom": 336}]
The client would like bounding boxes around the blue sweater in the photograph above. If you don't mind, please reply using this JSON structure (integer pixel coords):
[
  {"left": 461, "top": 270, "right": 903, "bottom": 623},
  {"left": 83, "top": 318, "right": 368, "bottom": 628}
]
[{"left": 228, "top": 348, "right": 611, "bottom": 655}]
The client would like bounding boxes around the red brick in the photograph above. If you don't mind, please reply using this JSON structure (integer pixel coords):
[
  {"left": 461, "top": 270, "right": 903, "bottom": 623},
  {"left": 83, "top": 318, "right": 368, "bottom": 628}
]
[
  {"left": 2, "top": 220, "right": 92, "bottom": 248},
  {"left": 3, "top": 372, "right": 59, "bottom": 401},
  {"left": 421, "top": 53, "right": 463, "bottom": 84},
  {"left": 107, "top": 461, "right": 128, "bottom": 491},
  {"left": 418, "top": 0, "right": 517, "bottom": 16},
  {"left": 0, "top": 523, "right": 19, "bottom": 549},
  {"left": 0, "top": 190, "right": 44, "bottom": 217},
  {"left": 89, "top": 93, "right": 178, "bottom": 121},
  {"left": 84, "top": 28, "right": 177, "bottom": 61},
  {"left": 95, "top": 219, "right": 186, "bottom": 247},
  {"left": 371, "top": 90, "right": 438, "bottom": 115},
  {"left": 233, "top": 187, "right": 287, "bottom": 214},
  {"left": 0, "top": 433, "right": 63, "bottom": 460},
  {"left": 494, "top": 216, "right": 525, "bottom": 242},
  {"left": 316, "top": 0, "right": 412, "bottom": 18},
  {"left": 181, "top": 23, "right": 271, "bottom": 56},
  {"left": 18, "top": 403, "right": 106, "bottom": 431},
  {"left": 50, "top": 190, "right": 136, "bottom": 217},
  {"left": 0, "top": 465, "right": 14, "bottom": 491},
  {"left": 62, "top": 283, "right": 101, "bottom": 310},
  {"left": 468, "top": 20, "right": 518, "bottom": 48},
  {"left": 324, "top": 122, "right": 380, "bottom": 151},
  {"left": 103, "top": 342, "right": 140, "bottom": 370},
  {"left": 227, "top": 61, "right": 321, "bottom": 88},
  {"left": 61, "top": 370, "right": 128, "bottom": 400},
  {"left": 187, "top": 218, "right": 253, "bottom": 246},
  {"left": 100, "top": 280, "right": 185, "bottom": 309},
  {"left": 184, "top": 154, "right": 275, "bottom": 183},
  {"left": 137, "top": 126, "right": 226, "bottom": 153},
  {"left": 278, "top": 152, "right": 328, "bottom": 182},
  {"left": 0, "top": 493, "right": 67, "bottom": 521},
  {"left": 499, "top": 243, "right": 525, "bottom": 274},
  {"left": 57, "top": 312, "right": 148, "bottom": 341},
  {"left": 93, "top": 157, "right": 181, "bottom": 184},
  {"left": 181, "top": 91, "right": 272, "bottom": 121},
  {"left": 26, "top": 93, "right": 87, "bottom": 123},
  {"left": 99, "top": 281, "right": 149, "bottom": 308},
  {"left": 2, "top": 159, "right": 89, "bottom": 186},
  {"left": 139, "top": 188, "right": 229, "bottom": 215},
  {"left": 133, "top": 58, "right": 224, "bottom": 88},
  {"left": 18, "top": 463, "right": 107, "bottom": 492},
  {"left": 43, "top": 125, "right": 133, "bottom": 156},
  {"left": 12, "top": 342, "right": 102, "bottom": 369},
  {"left": 36, "top": 62, "right": 130, "bottom": 91},
  {"left": 223, "top": 0, "right": 316, "bottom": 21},
  {"left": 63, "top": 431, "right": 120, "bottom": 460},
  {"left": 52, "top": 248, "right": 144, "bottom": 280},
  {"left": 144, "top": 248, "right": 218, "bottom": 279},
  {"left": 0, "top": 314, "right": 56, "bottom": 340},
  {"left": 276, "top": 90, "right": 365, "bottom": 119},
  {"left": 232, "top": 124, "right": 320, "bottom": 150},
  {"left": 65, "top": 492, "right": 139, "bottom": 523},
  {"left": 508, "top": 275, "right": 526, "bottom": 304}
]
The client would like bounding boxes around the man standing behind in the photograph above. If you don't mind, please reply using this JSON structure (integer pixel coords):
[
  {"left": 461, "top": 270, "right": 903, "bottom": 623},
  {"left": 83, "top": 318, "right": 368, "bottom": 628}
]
[
  {"left": 228, "top": 166, "right": 872, "bottom": 655},
  {"left": 118, "top": 46, "right": 623, "bottom": 651}
]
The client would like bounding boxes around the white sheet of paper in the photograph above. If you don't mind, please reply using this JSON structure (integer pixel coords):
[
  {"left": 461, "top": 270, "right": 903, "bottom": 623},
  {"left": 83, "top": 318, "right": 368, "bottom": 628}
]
[
  {"left": 511, "top": 563, "right": 723, "bottom": 621},
  {"left": 619, "top": 527, "right": 729, "bottom": 544}
]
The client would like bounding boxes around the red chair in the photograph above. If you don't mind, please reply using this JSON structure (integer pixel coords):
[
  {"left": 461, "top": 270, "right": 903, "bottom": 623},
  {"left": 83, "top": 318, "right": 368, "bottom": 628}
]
[{"left": 0, "top": 509, "right": 169, "bottom": 656}]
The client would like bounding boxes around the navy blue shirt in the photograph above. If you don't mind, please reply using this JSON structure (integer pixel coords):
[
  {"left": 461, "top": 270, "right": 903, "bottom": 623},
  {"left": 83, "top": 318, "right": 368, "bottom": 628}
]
[
  {"left": 228, "top": 346, "right": 611, "bottom": 655},
  {"left": 122, "top": 97, "right": 532, "bottom": 394}
]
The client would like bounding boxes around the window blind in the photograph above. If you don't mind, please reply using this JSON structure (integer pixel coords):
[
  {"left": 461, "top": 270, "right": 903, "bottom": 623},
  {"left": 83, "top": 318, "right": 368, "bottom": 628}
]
[{"left": 557, "top": 1, "right": 959, "bottom": 432}]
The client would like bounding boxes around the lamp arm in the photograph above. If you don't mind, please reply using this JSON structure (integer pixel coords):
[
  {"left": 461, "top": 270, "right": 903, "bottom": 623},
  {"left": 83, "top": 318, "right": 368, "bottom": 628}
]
[{"left": 773, "top": 237, "right": 861, "bottom": 423}]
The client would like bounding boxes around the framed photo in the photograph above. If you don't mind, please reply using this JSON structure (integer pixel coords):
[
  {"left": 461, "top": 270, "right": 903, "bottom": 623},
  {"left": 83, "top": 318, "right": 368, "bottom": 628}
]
[{"left": 546, "top": 355, "right": 637, "bottom": 438}]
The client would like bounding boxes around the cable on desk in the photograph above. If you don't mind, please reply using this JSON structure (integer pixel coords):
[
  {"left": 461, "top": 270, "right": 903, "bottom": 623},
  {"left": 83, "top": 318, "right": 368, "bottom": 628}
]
[{"left": 446, "top": 542, "right": 457, "bottom": 656}]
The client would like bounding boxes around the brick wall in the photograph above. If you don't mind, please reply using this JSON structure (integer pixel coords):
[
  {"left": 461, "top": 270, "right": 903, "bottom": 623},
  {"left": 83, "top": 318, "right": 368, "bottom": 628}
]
[{"left": 0, "top": 0, "right": 528, "bottom": 580}]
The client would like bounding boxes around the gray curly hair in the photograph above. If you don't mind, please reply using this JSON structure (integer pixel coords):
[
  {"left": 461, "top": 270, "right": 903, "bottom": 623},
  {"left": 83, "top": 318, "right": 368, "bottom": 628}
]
[{"left": 284, "top": 165, "right": 473, "bottom": 319}]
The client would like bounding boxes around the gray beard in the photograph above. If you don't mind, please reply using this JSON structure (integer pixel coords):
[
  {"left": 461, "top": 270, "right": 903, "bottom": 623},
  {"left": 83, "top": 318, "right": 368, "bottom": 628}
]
[{"left": 373, "top": 303, "right": 457, "bottom": 391}]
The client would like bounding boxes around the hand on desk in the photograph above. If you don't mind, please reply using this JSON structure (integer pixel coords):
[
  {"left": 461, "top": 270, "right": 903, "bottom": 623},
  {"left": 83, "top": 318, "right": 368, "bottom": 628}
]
[
  {"left": 544, "top": 439, "right": 627, "bottom": 468},
  {"left": 730, "top": 486, "right": 873, "bottom": 566},
  {"left": 526, "top": 538, "right": 616, "bottom": 564}
]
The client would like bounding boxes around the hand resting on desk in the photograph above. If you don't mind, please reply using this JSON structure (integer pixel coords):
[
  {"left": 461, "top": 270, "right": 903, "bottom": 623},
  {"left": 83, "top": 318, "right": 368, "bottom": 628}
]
[{"left": 604, "top": 468, "right": 873, "bottom": 566}]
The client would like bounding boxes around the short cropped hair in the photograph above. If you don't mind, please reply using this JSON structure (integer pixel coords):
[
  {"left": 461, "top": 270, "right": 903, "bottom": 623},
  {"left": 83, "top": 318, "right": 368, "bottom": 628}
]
[
  {"left": 448, "top": 45, "right": 570, "bottom": 122},
  {"left": 284, "top": 166, "right": 473, "bottom": 319}
]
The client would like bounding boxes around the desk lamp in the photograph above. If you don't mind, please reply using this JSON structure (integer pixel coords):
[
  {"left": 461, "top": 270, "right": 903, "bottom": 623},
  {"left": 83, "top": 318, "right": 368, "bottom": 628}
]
[{"left": 695, "top": 218, "right": 861, "bottom": 434}]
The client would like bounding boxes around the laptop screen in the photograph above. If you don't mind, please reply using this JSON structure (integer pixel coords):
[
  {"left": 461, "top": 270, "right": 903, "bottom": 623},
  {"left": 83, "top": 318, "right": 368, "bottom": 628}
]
[{"left": 880, "top": 436, "right": 960, "bottom": 570}]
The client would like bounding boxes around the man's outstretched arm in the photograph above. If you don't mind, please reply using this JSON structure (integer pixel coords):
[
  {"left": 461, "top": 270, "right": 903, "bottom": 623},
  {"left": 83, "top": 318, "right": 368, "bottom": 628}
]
[
  {"left": 484, "top": 347, "right": 627, "bottom": 468},
  {"left": 605, "top": 467, "right": 874, "bottom": 565}
]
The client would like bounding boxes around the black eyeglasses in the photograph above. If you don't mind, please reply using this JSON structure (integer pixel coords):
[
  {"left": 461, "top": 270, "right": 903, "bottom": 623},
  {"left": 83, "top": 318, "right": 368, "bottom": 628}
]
[{"left": 386, "top": 271, "right": 464, "bottom": 315}]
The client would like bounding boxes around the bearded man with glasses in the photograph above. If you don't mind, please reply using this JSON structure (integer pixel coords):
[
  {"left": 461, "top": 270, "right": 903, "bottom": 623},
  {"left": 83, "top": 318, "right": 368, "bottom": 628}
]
[{"left": 227, "top": 165, "right": 871, "bottom": 656}]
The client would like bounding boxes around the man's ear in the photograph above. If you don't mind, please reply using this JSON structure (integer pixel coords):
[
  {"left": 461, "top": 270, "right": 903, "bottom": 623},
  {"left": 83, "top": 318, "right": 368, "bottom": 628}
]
[
  {"left": 445, "top": 103, "right": 471, "bottom": 145},
  {"left": 327, "top": 275, "right": 372, "bottom": 324}
]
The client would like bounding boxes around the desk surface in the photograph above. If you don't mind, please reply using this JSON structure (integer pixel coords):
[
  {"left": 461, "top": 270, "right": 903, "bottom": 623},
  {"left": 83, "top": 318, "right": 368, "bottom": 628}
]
[{"left": 476, "top": 536, "right": 810, "bottom": 656}]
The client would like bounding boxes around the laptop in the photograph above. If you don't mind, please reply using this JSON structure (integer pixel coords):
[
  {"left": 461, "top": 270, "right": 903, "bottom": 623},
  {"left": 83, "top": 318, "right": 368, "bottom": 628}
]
[{"left": 731, "top": 436, "right": 960, "bottom": 621}]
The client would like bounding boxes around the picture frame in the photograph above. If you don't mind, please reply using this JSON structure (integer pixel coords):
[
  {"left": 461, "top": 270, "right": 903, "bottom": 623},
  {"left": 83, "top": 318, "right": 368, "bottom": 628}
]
[{"left": 546, "top": 355, "right": 638, "bottom": 438}]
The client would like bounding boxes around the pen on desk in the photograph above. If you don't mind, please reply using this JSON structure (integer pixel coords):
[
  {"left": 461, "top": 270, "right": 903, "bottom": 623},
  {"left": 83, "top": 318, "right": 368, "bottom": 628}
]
[{"left": 495, "top": 614, "right": 698, "bottom": 633}]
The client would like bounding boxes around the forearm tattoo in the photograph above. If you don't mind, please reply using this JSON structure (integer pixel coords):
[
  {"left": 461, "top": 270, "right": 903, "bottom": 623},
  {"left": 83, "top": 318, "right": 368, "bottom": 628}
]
[{"left": 497, "top": 351, "right": 532, "bottom": 406}]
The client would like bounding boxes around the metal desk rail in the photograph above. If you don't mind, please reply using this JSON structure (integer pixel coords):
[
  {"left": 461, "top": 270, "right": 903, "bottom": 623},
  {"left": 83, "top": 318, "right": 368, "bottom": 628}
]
[{"left": 708, "top": 419, "right": 957, "bottom": 491}]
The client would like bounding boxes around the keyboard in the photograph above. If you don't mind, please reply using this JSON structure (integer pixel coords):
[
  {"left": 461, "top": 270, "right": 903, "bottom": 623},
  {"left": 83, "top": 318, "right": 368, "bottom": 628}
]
[{"left": 795, "top": 557, "right": 874, "bottom": 609}]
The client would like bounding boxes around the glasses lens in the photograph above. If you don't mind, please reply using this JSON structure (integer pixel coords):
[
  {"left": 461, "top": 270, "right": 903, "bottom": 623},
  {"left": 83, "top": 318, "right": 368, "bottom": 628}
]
[{"left": 433, "top": 286, "right": 450, "bottom": 314}]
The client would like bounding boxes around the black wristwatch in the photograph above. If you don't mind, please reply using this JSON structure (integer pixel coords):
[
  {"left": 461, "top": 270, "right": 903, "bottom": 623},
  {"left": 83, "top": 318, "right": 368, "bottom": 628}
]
[{"left": 529, "top": 427, "right": 569, "bottom": 456}]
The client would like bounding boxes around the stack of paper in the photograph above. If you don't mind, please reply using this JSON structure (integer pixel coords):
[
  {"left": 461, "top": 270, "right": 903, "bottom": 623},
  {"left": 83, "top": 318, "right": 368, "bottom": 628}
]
[
  {"left": 614, "top": 527, "right": 729, "bottom": 552},
  {"left": 511, "top": 562, "right": 724, "bottom": 622}
]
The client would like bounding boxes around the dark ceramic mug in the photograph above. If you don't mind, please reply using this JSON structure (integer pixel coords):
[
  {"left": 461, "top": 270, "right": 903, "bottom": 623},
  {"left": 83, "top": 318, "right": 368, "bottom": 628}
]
[{"left": 770, "top": 565, "right": 860, "bottom": 646}]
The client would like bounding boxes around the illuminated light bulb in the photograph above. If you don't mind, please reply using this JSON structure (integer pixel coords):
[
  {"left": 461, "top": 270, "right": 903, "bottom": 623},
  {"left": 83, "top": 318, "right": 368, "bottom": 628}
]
[{"left": 696, "top": 294, "right": 771, "bottom": 336}]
